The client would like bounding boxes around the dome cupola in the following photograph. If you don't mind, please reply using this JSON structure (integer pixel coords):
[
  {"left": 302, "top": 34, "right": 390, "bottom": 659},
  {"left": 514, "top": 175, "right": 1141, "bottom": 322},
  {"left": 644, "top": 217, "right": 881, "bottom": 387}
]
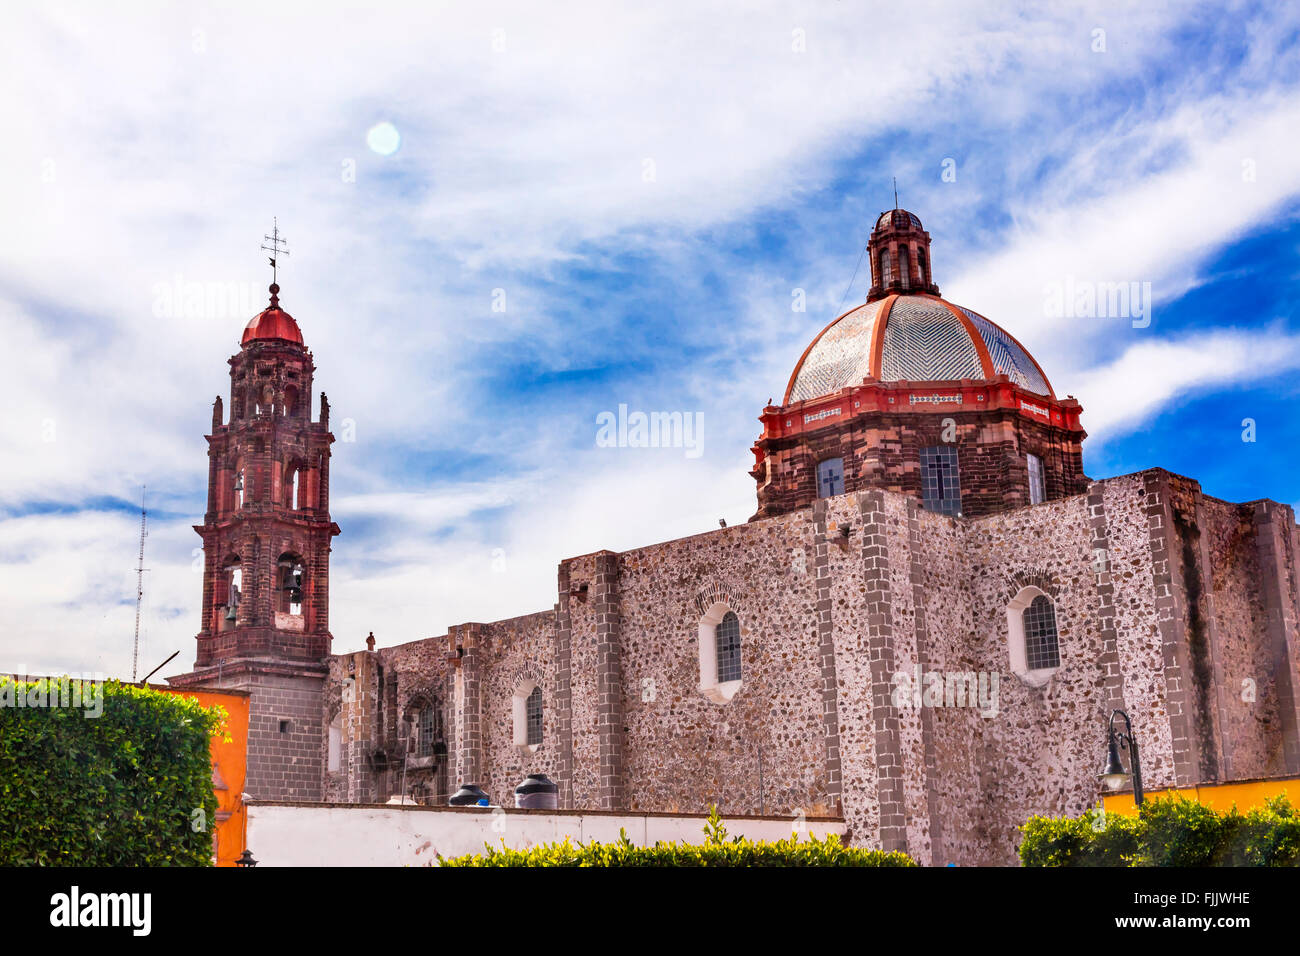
[
  {"left": 242, "top": 283, "right": 304, "bottom": 346},
  {"left": 867, "top": 207, "right": 939, "bottom": 300},
  {"left": 750, "top": 208, "right": 1088, "bottom": 523}
]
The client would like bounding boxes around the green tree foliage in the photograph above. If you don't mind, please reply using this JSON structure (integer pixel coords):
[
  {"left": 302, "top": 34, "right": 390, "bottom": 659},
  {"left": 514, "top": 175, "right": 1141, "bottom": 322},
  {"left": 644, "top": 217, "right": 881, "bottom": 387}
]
[
  {"left": 438, "top": 804, "right": 916, "bottom": 867},
  {"left": 0, "top": 677, "right": 225, "bottom": 866},
  {"left": 1020, "top": 794, "right": 1300, "bottom": 867}
]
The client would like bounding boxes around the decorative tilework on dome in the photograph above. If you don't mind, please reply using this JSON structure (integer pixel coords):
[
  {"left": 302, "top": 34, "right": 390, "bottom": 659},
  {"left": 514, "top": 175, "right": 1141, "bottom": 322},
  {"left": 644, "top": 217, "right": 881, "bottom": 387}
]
[
  {"left": 786, "top": 299, "right": 886, "bottom": 403},
  {"left": 880, "top": 297, "right": 983, "bottom": 383},
  {"left": 783, "top": 294, "right": 1056, "bottom": 404},
  {"left": 958, "top": 307, "right": 1051, "bottom": 397}
]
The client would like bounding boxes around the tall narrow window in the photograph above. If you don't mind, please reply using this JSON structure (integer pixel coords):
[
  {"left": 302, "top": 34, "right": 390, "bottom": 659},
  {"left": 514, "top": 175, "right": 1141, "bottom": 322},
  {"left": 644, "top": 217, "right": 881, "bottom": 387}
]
[
  {"left": 1023, "top": 595, "right": 1060, "bottom": 669},
  {"left": 278, "top": 555, "right": 305, "bottom": 616},
  {"left": 897, "top": 245, "right": 911, "bottom": 288},
  {"left": 715, "top": 611, "right": 742, "bottom": 683},
  {"left": 1027, "top": 453, "right": 1045, "bottom": 505},
  {"left": 525, "top": 686, "right": 543, "bottom": 746},
  {"left": 817, "top": 457, "right": 845, "bottom": 498},
  {"left": 917, "top": 249, "right": 928, "bottom": 285},
  {"left": 418, "top": 704, "right": 437, "bottom": 756},
  {"left": 879, "top": 249, "right": 892, "bottom": 286},
  {"left": 222, "top": 565, "right": 242, "bottom": 630},
  {"left": 327, "top": 713, "right": 342, "bottom": 772},
  {"left": 920, "top": 446, "right": 962, "bottom": 516}
]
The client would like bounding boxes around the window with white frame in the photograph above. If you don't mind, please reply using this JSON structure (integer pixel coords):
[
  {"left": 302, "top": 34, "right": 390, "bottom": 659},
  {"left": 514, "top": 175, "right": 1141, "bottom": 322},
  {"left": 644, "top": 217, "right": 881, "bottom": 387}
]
[
  {"left": 512, "top": 681, "right": 543, "bottom": 751},
  {"left": 327, "top": 712, "right": 342, "bottom": 772},
  {"left": 698, "top": 602, "right": 743, "bottom": 703},
  {"left": 715, "top": 611, "right": 742, "bottom": 683},
  {"left": 1006, "top": 586, "right": 1062, "bottom": 686},
  {"left": 1027, "top": 453, "right": 1045, "bottom": 505},
  {"left": 525, "top": 686, "right": 542, "bottom": 746}
]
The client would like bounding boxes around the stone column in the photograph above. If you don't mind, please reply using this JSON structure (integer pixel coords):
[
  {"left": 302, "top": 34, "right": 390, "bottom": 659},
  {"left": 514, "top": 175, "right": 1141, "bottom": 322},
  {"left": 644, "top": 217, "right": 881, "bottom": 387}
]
[{"left": 592, "top": 551, "right": 625, "bottom": 810}]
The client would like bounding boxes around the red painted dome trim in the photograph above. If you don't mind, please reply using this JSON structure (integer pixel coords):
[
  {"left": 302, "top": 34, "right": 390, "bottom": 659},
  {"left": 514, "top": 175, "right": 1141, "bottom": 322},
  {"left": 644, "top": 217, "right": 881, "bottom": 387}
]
[{"left": 867, "top": 294, "right": 898, "bottom": 383}]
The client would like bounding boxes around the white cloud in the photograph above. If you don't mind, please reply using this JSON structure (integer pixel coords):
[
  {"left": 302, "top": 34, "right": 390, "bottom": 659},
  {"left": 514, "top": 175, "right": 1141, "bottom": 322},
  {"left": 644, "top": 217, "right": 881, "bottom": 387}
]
[
  {"left": 1073, "top": 327, "right": 1300, "bottom": 437},
  {"left": 2, "top": 2, "right": 1299, "bottom": 676}
]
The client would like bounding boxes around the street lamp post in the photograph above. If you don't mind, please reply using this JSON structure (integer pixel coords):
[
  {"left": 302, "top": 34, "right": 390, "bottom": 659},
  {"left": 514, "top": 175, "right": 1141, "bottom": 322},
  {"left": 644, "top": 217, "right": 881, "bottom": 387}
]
[{"left": 1098, "top": 709, "right": 1143, "bottom": 805}]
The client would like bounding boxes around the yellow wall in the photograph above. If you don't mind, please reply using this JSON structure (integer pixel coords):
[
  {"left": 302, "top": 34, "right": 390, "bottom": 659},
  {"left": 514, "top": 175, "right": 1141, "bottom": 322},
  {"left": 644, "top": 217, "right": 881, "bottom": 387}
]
[
  {"left": 154, "top": 685, "right": 250, "bottom": 867},
  {"left": 1103, "top": 777, "right": 1298, "bottom": 815}
]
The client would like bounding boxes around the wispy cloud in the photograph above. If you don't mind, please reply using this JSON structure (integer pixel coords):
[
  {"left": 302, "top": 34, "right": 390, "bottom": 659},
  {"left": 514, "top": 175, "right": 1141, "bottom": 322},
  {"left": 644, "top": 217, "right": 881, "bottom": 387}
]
[{"left": 2, "top": 1, "right": 1299, "bottom": 675}]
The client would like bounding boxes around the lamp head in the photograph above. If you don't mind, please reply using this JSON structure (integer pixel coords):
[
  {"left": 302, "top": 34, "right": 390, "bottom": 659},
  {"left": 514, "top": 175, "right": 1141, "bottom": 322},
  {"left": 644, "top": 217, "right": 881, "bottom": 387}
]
[{"left": 1099, "top": 735, "right": 1128, "bottom": 791}]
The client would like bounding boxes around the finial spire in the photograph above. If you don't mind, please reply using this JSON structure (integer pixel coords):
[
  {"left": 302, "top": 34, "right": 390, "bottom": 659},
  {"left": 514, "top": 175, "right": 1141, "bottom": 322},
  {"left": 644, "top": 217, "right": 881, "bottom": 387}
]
[
  {"left": 893, "top": 177, "right": 898, "bottom": 209},
  {"left": 260, "top": 217, "right": 289, "bottom": 287}
]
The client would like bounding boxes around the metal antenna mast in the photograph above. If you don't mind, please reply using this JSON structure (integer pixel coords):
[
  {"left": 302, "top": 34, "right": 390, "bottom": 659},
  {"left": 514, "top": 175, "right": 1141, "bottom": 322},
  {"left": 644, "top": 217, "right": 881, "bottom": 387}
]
[{"left": 132, "top": 486, "right": 149, "bottom": 682}]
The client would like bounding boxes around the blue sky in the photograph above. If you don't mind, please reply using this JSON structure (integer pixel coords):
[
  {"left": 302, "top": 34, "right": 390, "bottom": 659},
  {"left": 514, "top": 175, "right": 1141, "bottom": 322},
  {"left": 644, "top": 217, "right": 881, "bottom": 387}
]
[{"left": 2, "top": 1, "right": 1299, "bottom": 678}]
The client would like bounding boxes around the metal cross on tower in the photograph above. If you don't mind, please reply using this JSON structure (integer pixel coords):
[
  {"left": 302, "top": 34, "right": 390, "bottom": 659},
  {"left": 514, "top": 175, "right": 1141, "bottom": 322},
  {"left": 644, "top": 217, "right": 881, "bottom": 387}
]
[{"left": 261, "top": 217, "right": 289, "bottom": 284}]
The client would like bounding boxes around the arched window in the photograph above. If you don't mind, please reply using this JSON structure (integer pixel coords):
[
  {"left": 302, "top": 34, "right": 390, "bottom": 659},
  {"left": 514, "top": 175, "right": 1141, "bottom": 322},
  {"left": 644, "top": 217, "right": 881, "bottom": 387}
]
[
  {"left": 1007, "top": 586, "right": 1061, "bottom": 686},
  {"left": 525, "top": 687, "right": 543, "bottom": 746},
  {"left": 1023, "top": 596, "right": 1060, "bottom": 670},
  {"left": 277, "top": 554, "right": 305, "bottom": 616},
  {"left": 512, "top": 680, "right": 544, "bottom": 750},
  {"left": 879, "top": 248, "right": 892, "bottom": 286},
  {"left": 917, "top": 249, "right": 928, "bottom": 285},
  {"left": 897, "top": 245, "right": 911, "bottom": 288},
  {"left": 221, "top": 561, "right": 241, "bottom": 630},
  {"left": 417, "top": 702, "right": 440, "bottom": 756},
  {"left": 817, "top": 457, "right": 845, "bottom": 498},
  {"left": 715, "top": 611, "right": 742, "bottom": 683},
  {"left": 283, "top": 460, "right": 305, "bottom": 510},
  {"left": 233, "top": 464, "right": 246, "bottom": 509},
  {"left": 698, "top": 601, "right": 743, "bottom": 703}
]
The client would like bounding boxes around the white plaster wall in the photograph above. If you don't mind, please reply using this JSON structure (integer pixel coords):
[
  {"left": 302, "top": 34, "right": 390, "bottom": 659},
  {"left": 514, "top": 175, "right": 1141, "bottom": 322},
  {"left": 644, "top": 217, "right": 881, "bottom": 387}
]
[{"left": 245, "top": 803, "right": 847, "bottom": 866}]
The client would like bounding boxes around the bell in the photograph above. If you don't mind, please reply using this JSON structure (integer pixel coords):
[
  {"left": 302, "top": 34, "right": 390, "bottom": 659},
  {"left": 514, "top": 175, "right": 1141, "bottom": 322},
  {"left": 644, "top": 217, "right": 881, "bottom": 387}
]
[
  {"left": 287, "top": 586, "right": 303, "bottom": 605},
  {"left": 224, "top": 603, "right": 238, "bottom": 622}
]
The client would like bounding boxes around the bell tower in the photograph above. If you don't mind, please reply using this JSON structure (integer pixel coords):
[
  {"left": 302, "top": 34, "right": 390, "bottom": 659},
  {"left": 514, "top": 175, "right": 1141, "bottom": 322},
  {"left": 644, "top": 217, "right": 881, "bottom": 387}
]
[{"left": 170, "top": 263, "right": 340, "bottom": 802}]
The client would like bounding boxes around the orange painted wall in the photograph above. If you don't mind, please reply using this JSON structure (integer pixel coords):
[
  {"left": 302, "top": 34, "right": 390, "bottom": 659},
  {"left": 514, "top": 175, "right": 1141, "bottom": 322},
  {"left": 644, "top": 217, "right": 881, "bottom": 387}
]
[
  {"left": 153, "top": 684, "right": 250, "bottom": 867},
  {"left": 1103, "top": 777, "right": 1299, "bottom": 816}
]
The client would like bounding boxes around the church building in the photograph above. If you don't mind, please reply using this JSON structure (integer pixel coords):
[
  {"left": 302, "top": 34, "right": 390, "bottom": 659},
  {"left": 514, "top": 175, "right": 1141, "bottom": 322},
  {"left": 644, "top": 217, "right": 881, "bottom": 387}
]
[{"left": 170, "top": 210, "right": 1300, "bottom": 865}]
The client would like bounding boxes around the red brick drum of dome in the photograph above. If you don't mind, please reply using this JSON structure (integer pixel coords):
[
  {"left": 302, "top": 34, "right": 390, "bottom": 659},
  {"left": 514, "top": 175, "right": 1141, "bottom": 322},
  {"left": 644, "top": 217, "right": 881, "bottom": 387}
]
[{"left": 750, "top": 208, "right": 1088, "bottom": 521}]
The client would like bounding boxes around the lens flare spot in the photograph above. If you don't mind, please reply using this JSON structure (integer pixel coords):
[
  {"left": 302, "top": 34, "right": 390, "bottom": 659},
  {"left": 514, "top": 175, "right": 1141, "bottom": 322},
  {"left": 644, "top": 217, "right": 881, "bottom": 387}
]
[{"left": 366, "top": 122, "right": 401, "bottom": 156}]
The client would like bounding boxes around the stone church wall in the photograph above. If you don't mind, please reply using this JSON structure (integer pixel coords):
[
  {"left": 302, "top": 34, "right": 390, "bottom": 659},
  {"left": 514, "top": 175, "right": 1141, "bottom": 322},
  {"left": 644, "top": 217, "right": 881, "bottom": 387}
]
[
  {"left": 598, "top": 511, "right": 830, "bottom": 816},
  {"left": 318, "top": 468, "right": 1300, "bottom": 865}
]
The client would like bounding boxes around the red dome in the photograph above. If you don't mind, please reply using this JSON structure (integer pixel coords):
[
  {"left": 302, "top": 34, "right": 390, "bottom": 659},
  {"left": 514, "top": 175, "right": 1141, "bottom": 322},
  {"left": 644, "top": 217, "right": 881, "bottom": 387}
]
[{"left": 241, "top": 284, "right": 304, "bottom": 346}]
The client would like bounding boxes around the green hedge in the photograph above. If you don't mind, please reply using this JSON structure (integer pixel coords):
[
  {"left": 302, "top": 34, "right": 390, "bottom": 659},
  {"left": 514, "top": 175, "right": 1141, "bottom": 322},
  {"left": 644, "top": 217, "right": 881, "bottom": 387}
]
[
  {"left": 1019, "top": 794, "right": 1300, "bottom": 867},
  {"left": 0, "top": 677, "right": 226, "bottom": 866},
  {"left": 438, "top": 805, "right": 916, "bottom": 867}
]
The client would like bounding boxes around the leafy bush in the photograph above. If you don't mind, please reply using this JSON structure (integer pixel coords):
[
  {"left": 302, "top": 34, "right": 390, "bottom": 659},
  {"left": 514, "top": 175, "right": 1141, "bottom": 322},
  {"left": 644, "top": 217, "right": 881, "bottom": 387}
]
[
  {"left": 1020, "top": 794, "right": 1300, "bottom": 867},
  {"left": 438, "top": 805, "right": 916, "bottom": 867},
  {"left": 0, "top": 677, "right": 226, "bottom": 866}
]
